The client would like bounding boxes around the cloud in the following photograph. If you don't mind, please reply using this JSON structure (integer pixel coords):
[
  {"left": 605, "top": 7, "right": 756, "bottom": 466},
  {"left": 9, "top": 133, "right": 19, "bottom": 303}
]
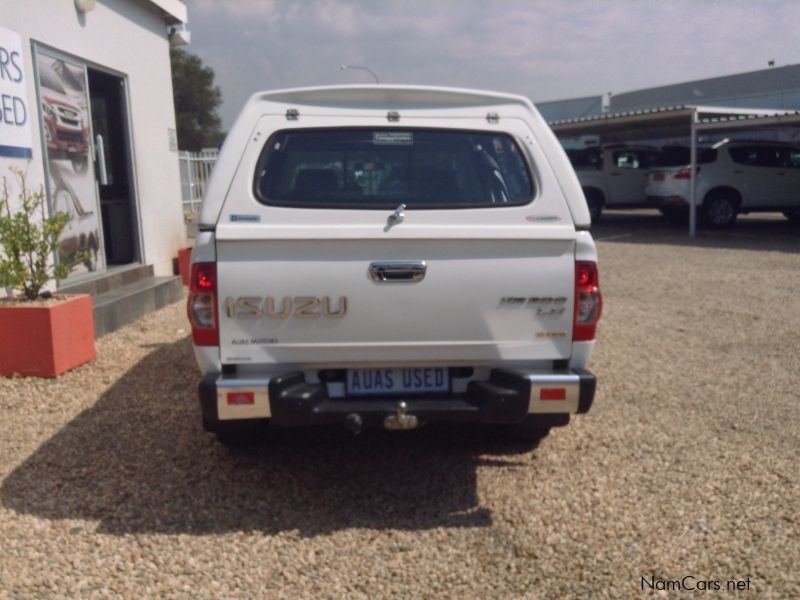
[
  {"left": 184, "top": 0, "right": 800, "bottom": 128},
  {"left": 189, "top": 0, "right": 277, "bottom": 18}
]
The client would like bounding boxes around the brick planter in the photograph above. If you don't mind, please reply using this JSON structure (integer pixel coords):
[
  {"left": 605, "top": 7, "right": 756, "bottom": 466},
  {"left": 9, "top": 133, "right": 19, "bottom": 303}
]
[{"left": 0, "top": 294, "right": 96, "bottom": 378}]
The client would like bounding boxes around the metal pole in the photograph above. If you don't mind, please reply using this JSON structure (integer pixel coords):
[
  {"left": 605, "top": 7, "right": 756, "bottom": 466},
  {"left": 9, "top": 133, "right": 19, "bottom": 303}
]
[
  {"left": 194, "top": 156, "right": 202, "bottom": 212},
  {"left": 181, "top": 150, "right": 194, "bottom": 214},
  {"left": 689, "top": 110, "right": 698, "bottom": 238}
]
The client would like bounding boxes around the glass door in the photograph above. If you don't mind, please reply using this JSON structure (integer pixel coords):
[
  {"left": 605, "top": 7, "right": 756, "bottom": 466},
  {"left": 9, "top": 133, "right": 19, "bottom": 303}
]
[{"left": 35, "top": 48, "right": 105, "bottom": 282}]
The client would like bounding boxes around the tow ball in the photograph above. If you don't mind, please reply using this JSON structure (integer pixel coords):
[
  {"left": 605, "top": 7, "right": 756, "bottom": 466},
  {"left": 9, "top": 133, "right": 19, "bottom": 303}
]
[{"left": 384, "top": 401, "right": 418, "bottom": 431}]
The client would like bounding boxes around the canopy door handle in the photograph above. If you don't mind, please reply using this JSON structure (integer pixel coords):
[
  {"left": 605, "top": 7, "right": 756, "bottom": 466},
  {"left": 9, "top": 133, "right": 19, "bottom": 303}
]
[{"left": 369, "top": 261, "right": 427, "bottom": 283}]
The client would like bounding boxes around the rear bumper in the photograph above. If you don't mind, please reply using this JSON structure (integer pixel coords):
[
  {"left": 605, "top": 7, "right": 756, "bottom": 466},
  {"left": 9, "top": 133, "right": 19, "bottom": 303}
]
[{"left": 199, "top": 368, "right": 596, "bottom": 431}]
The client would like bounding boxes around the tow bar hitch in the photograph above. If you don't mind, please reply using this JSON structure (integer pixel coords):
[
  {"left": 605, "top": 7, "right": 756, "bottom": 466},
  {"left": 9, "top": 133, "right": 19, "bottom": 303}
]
[
  {"left": 384, "top": 401, "right": 418, "bottom": 431},
  {"left": 345, "top": 413, "right": 363, "bottom": 435}
]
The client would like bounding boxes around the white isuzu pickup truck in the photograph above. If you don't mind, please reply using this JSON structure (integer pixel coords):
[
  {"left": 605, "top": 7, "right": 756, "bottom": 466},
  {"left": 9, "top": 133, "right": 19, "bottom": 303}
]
[{"left": 187, "top": 86, "right": 602, "bottom": 446}]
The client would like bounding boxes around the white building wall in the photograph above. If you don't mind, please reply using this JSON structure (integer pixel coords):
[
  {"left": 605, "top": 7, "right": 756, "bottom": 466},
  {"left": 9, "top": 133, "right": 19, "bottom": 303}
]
[{"left": 1, "top": 0, "right": 186, "bottom": 277}]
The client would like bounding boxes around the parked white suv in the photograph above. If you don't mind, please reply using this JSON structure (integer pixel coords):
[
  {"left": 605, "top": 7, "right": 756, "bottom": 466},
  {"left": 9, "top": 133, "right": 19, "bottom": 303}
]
[
  {"left": 646, "top": 139, "right": 800, "bottom": 227},
  {"left": 187, "top": 86, "right": 602, "bottom": 446},
  {"left": 567, "top": 145, "right": 661, "bottom": 222}
]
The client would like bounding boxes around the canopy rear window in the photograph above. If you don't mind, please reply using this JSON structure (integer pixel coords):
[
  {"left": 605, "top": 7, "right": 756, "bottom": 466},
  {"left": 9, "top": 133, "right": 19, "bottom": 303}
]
[{"left": 254, "top": 128, "right": 534, "bottom": 209}]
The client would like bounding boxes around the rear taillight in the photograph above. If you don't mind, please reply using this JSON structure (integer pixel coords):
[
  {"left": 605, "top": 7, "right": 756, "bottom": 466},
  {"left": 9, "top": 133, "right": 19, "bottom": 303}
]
[
  {"left": 187, "top": 262, "right": 218, "bottom": 346},
  {"left": 573, "top": 261, "right": 602, "bottom": 341},
  {"left": 673, "top": 166, "right": 700, "bottom": 179}
]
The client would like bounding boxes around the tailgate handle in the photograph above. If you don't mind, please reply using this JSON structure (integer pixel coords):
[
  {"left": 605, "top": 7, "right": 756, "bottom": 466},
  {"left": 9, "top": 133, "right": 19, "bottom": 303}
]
[{"left": 369, "top": 261, "right": 427, "bottom": 283}]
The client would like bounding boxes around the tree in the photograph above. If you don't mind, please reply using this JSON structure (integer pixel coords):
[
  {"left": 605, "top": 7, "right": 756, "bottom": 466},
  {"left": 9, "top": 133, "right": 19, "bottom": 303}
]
[{"left": 170, "top": 48, "right": 225, "bottom": 151}]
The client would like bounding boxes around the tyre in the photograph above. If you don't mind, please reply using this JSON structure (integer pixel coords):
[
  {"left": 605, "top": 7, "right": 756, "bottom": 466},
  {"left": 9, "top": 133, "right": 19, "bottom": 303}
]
[
  {"left": 82, "top": 254, "right": 97, "bottom": 272},
  {"left": 783, "top": 209, "right": 800, "bottom": 222},
  {"left": 214, "top": 420, "right": 266, "bottom": 448},
  {"left": 83, "top": 232, "right": 99, "bottom": 271},
  {"left": 584, "top": 190, "right": 603, "bottom": 224},
  {"left": 71, "top": 156, "right": 88, "bottom": 174},
  {"left": 702, "top": 194, "right": 738, "bottom": 228}
]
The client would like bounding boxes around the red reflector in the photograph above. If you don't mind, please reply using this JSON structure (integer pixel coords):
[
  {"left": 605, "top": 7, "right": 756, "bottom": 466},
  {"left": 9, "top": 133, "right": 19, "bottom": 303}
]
[
  {"left": 227, "top": 392, "right": 255, "bottom": 405},
  {"left": 540, "top": 388, "right": 567, "bottom": 401}
]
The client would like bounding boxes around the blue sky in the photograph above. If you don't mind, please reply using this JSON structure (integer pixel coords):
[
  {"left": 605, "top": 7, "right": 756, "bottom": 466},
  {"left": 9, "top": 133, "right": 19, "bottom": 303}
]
[{"left": 186, "top": 0, "right": 800, "bottom": 129}]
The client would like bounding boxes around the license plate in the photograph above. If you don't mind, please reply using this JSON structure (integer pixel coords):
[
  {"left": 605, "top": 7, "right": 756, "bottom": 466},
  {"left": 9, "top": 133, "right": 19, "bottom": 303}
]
[
  {"left": 346, "top": 368, "right": 449, "bottom": 396},
  {"left": 654, "top": 173, "right": 665, "bottom": 181}
]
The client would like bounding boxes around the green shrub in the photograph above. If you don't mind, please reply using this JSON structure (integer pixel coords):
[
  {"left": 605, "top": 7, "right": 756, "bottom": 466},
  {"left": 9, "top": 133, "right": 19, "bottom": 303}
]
[{"left": 0, "top": 167, "right": 76, "bottom": 301}]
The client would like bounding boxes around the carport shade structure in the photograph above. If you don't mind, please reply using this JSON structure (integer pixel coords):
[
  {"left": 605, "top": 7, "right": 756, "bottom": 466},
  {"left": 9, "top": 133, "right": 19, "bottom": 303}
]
[{"left": 548, "top": 106, "right": 800, "bottom": 236}]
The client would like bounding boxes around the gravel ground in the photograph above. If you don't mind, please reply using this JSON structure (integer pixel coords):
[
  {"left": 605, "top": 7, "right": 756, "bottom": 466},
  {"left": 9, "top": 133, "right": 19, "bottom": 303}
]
[{"left": 1, "top": 211, "right": 798, "bottom": 598}]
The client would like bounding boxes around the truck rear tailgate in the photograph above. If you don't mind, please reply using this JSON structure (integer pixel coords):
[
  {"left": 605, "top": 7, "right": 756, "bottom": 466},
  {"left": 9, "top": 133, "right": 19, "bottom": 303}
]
[{"left": 216, "top": 236, "right": 575, "bottom": 366}]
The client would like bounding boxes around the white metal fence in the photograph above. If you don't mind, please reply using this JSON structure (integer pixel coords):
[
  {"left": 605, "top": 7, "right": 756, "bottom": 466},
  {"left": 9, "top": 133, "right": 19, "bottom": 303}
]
[{"left": 179, "top": 149, "right": 219, "bottom": 214}]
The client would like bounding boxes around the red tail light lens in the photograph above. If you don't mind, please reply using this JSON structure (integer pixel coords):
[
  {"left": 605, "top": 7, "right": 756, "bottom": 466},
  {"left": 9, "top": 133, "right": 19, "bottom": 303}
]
[
  {"left": 195, "top": 266, "right": 215, "bottom": 290},
  {"left": 187, "top": 262, "right": 218, "bottom": 346},
  {"left": 573, "top": 261, "right": 602, "bottom": 341},
  {"left": 673, "top": 166, "right": 700, "bottom": 180},
  {"left": 576, "top": 263, "right": 593, "bottom": 286}
]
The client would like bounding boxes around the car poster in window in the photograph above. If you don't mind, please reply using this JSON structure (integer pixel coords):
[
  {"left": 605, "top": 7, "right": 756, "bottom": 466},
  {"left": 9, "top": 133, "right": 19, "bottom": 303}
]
[{"left": 35, "top": 49, "right": 105, "bottom": 280}]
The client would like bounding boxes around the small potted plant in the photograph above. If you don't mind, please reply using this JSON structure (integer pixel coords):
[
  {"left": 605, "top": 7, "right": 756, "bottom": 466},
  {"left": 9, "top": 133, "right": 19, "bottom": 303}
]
[{"left": 0, "top": 167, "right": 96, "bottom": 377}]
